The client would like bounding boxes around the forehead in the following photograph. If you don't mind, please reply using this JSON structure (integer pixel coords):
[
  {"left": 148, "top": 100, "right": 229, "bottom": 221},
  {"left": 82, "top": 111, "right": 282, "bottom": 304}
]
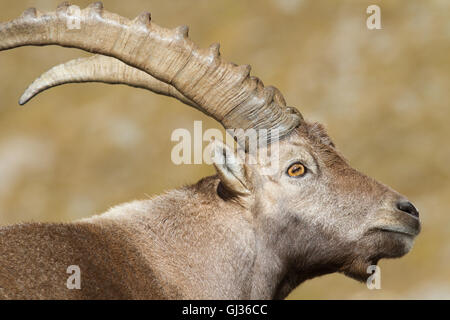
[
  {"left": 295, "top": 122, "right": 334, "bottom": 146},
  {"left": 281, "top": 122, "right": 345, "bottom": 166}
]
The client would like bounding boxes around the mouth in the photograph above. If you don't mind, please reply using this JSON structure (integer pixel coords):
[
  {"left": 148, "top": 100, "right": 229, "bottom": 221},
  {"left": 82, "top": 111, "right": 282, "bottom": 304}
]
[{"left": 374, "top": 225, "right": 420, "bottom": 237}]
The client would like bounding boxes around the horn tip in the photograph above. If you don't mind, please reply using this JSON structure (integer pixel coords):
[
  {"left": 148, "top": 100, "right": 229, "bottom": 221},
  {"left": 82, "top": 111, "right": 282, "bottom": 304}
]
[
  {"left": 19, "top": 88, "right": 36, "bottom": 106},
  {"left": 18, "top": 95, "right": 30, "bottom": 106}
]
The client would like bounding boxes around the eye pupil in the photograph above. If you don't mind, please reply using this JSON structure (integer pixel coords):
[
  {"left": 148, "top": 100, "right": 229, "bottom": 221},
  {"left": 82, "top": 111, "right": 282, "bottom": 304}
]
[{"left": 288, "top": 163, "right": 306, "bottom": 177}]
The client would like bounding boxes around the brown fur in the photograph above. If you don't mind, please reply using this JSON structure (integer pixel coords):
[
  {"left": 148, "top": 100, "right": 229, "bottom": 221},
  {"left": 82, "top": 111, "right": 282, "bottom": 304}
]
[
  {"left": 0, "top": 123, "right": 420, "bottom": 299},
  {"left": 0, "top": 3, "right": 420, "bottom": 299}
]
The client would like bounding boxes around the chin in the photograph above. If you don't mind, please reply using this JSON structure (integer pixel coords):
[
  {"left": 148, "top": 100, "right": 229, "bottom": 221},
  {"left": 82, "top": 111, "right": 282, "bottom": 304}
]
[
  {"left": 378, "top": 230, "right": 417, "bottom": 258},
  {"left": 340, "top": 231, "right": 417, "bottom": 282},
  {"left": 341, "top": 258, "right": 379, "bottom": 283}
]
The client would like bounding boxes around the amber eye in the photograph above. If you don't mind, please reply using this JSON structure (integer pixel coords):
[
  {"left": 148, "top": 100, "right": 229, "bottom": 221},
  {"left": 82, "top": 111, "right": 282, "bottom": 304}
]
[{"left": 287, "top": 162, "right": 306, "bottom": 177}]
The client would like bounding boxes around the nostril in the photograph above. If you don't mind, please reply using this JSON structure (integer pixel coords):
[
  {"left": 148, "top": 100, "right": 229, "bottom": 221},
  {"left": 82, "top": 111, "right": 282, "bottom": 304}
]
[{"left": 396, "top": 200, "right": 419, "bottom": 218}]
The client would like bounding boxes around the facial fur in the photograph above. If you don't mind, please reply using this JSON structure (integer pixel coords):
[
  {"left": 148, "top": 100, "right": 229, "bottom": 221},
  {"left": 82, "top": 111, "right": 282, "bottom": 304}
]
[{"left": 245, "top": 122, "right": 420, "bottom": 285}]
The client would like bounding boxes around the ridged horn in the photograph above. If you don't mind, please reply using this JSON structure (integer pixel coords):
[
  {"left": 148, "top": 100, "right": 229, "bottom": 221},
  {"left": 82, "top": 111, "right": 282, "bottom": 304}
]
[
  {"left": 19, "top": 55, "right": 197, "bottom": 109},
  {"left": 0, "top": 2, "right": 302, "bottom": 144}
]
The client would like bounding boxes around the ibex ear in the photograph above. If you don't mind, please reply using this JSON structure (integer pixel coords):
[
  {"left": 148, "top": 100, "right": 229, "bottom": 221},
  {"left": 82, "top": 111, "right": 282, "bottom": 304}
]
[{"left": 211, "top": 140, "right": 251, "bottom": 196}]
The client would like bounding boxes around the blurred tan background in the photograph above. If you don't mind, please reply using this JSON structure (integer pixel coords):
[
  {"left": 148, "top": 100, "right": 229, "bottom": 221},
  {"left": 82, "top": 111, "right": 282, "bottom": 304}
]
[{"left": 0, "top": 0, "right": 449, "bottom": 299}]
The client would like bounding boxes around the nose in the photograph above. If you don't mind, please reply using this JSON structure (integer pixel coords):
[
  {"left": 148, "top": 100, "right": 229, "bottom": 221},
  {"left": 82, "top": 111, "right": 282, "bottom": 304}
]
[{"left": 396, "top": 200, "right": 419, "bottom": 218}]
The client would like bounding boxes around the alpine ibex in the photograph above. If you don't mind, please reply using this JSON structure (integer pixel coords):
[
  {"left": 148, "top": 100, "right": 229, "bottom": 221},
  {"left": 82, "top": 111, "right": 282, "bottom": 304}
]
[{"left": 0, "top": 2, "right": 420, "bottom": 299}]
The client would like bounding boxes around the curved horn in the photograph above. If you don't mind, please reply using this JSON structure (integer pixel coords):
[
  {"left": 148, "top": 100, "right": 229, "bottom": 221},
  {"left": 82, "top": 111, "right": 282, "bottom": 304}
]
[
  {"left": 0, "top": 2, "right": 302, "bottom": 143},
  {"left": 19, "top": 54, "right": 198, "bottom": 109}
]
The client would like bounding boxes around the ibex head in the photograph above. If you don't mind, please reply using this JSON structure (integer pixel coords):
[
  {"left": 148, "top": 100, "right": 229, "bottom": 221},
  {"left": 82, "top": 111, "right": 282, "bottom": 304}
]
[
  {"left": 0, "top": 2, "right": 420, "bottom": 296},
  {"left": 212, "top": 123, "right": 420, "bottom": 294}
]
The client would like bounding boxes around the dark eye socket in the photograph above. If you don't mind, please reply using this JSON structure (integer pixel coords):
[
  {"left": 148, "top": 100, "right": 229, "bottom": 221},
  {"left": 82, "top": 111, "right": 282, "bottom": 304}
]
[{"left": 286, "top": 162, "right": 307, "bottom": 177}]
